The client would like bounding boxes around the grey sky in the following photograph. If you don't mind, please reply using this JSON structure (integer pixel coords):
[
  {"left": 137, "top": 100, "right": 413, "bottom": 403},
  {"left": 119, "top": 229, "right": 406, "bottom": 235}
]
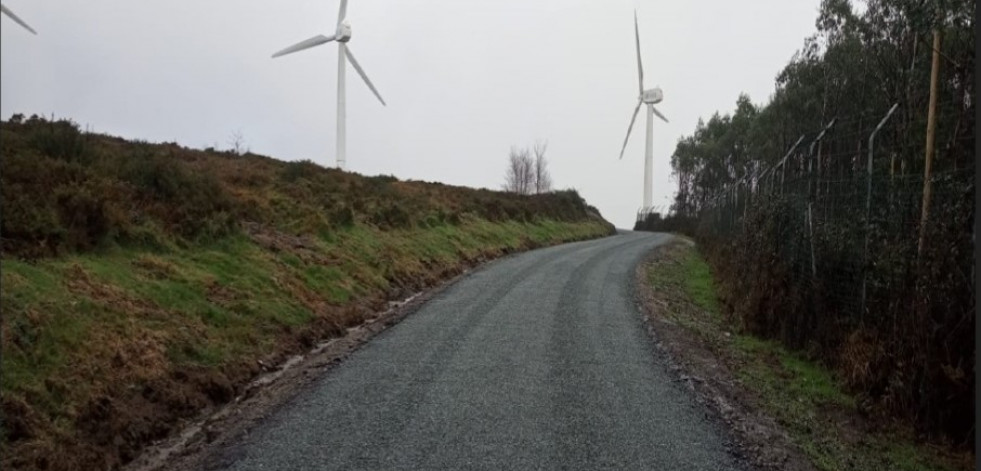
[{"left": 1, "top": 0, "right": 821, "bottom": 228}]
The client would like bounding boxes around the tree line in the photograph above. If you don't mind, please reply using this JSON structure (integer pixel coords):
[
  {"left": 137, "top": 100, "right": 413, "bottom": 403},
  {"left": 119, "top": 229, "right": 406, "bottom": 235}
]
[
  {"left": 670, "top": 0, "right": 972, "bottom": 217},
  {"left": 659, "top": 0, "right": 974, "bottom": 447}
]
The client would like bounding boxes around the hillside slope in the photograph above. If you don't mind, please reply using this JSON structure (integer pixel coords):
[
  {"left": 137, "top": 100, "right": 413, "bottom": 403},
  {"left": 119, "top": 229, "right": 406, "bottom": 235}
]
[{"left": 0, "top": 115, "right": 615, "bottom": 470}]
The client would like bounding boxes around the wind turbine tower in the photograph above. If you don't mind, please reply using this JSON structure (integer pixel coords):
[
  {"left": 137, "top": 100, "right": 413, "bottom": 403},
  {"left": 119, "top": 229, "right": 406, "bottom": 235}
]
[
  {"left": 618, "top": 10, "right": 668, "bottom": 211},
  {"left": 272, "top": 0, "right": 386, "bottom": 170}
]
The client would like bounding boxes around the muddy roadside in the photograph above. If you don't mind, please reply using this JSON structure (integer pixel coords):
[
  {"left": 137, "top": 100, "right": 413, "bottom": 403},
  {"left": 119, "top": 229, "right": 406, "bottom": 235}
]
[{"left": 633, "top": 237, "right": 815, "bottom": 471}]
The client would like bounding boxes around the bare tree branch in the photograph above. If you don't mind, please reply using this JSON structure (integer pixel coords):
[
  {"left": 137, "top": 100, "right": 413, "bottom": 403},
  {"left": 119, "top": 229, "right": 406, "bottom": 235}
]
[
  {"left": 505, "top": 141, "right": 553, "bottom": 195},
  {"left": 532, "top": 140, "right": 552, "bottom": 194},
  {"left": 228, "top": 129, "right": 248, "bottom": 156},
  {"left": 503, "top": 146, "right": 534, "bottom": 194}
]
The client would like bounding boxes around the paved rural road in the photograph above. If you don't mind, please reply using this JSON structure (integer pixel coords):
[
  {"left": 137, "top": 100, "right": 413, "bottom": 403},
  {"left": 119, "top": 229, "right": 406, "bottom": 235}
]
[{"left": 214, "top": 231, "right": 745, "bottom": 470}]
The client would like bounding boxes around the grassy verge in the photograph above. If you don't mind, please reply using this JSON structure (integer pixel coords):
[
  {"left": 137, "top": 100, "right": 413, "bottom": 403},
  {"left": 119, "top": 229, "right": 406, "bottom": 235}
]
[
  {"left": 2, "top": 217, "right": 611, "bottom": 470},
  {"left": 644, "top": 239, "right": 970, "bottom": 471},
  {"left": 0, "top": 115, "right": 617, "bottom": 470}
]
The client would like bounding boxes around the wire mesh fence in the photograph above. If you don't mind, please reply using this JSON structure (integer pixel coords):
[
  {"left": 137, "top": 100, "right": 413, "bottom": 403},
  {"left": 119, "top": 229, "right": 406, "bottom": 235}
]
[{"left": 664, "top": 101, "right": 975, "bottom": 442}]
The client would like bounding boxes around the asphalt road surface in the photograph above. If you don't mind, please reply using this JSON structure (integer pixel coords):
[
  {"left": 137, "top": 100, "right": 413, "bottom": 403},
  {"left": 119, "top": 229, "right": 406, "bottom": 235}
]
[{"left": 214, "top": 231, "right": 745, "bottom": 470}]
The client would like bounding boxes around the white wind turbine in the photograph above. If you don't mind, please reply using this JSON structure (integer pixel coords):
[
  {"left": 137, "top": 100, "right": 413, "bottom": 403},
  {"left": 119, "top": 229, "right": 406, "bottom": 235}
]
[
  {"left": 1, "top": 3, "right": 38, "bottom": 35},
  {"left": 618, "top": 10, "right": 668, "bottom": 212},
  {"left": 272, "top": 0, "right": 385, "bottom": 170}
]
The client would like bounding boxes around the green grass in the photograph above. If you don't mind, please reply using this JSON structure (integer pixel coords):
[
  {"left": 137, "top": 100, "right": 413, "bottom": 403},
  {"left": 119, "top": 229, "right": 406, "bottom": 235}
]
[
  {"left": 0, "top": 115, "right": 617, "bottom": 470},
  {"left": 646, "top": 244, "right": 723, "bottom": 340},
  {"left": 681, "top": 249, "right": 720, "bottom": 314},
  {"left": 1, "top": 216, "right": 613, "bottom": 469},
  {"left": 646, "top": 241, "right": 964, "bottom": 471},
  {"left": 1, "top": 262, "right": 92, "bottom": 394}
]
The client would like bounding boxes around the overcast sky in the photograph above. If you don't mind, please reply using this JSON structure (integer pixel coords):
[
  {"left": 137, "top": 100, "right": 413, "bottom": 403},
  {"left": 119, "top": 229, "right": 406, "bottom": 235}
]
[{"left": 1, "top": 0, "right": 822, "bottom": 228}]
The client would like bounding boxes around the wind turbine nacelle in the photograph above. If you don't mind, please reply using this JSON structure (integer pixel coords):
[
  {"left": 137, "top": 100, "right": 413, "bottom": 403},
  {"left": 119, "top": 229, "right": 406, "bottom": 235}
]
[
  {"left": 641, "top": 88, "right": 663, "bottom": 104},
  {"left": 336, "top": 19, "right": 352, "bottom": 42}
]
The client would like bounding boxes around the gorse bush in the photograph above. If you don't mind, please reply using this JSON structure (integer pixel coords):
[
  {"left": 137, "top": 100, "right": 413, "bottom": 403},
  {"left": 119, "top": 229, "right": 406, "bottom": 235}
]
[
  {"left": 0, "top": 146, "right": 126, "bottom": 256},
  {"left": 116, "top": 146, "right": 238, "bottom": 239},
  {"left": 51, "top": 179, "right": 125, "bottom": 252},
  {"left": 0, "top": 116, "right": 610, "bottom": 259},
  {"left": 1, "top": 118, "right": 244, "bottom": 256},
  {"left": 24, "top": 115, "right": 90, "bottom": 164},
  {"left": 279, "top": 159, "right": 321, "bottom": 183},
  {"left": 369, "top": 203, "right": 412, "bottom": 230}
]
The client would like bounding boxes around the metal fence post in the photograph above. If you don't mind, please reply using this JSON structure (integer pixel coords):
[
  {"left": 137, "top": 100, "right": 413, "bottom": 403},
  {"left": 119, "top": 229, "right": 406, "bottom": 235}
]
[
  {"left": 859, "top": 103, "right": 900, "bottom": 321},
  {"left": 808, "top": 203, "right": 817, "bottom": 277},
  {"left": 778, "top": 135, "right": 806, "bottom": 195},
  {"left": 808, "top": 119, "right": 837, "bottom": 199}
]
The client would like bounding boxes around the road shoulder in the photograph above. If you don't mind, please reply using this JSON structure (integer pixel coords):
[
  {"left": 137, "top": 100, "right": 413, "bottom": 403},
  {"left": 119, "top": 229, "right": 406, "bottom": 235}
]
[
  {"left": 634, "top": 237, "right": 812, "bottom": 470},
  {"left": 634, "top": 237, "right": 972, "bottom": 471}
]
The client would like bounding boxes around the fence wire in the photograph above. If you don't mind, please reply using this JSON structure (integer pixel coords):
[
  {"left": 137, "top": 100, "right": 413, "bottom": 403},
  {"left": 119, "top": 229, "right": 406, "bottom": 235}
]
[
  {"left": 698, "top": 105, "right": 973, "bottom": 326},
  {"left": 653, "top": 102, "right": 976, "bottom": 440}
]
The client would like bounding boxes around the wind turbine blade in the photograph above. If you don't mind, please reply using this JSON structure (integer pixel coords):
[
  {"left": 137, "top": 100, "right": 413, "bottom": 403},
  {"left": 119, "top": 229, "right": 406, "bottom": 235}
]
[
  {"left": 337, "top": 0, "right": 348, "bottom": 26},
  {"left": 1, "top": 5, "right": 37, "bottom": 35},
  {"left": 652, "top": 106, "right": 669, "bottom": 123},
  {"left": 619, "top": 100, "right": 643, "bottom": 160},
  {"left": 634, "top": 10, "right": 643, "bottom": 95},
  {"left": 344, "top": 46, "right": 386, "bottom": 106},
  {"left": 271, "top": 34, "right": 336, "bottom": 58}
]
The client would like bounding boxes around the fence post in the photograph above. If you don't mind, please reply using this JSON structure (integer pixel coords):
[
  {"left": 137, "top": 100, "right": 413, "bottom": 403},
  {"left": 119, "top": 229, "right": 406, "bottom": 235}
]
[
  {"left": 808, "top": 119, "right": 837, "bottom": 199},
  {"left": 744, "top": 177, "right": 751, "bottom": 219},
  {"left": 917, "top": 29, "right": 942, "bottom": 259},
  {"left": 760, "top": 165, "right": 771, "bottom": 197},
  {"left": 860, "top": 103, "right": 900, "bottom": 321},
  {"left": 779, "top": 135, "right": 807, "bottom": 194},
  {"left": 808, "top": 203, "right": 817, "bottom": 277}
]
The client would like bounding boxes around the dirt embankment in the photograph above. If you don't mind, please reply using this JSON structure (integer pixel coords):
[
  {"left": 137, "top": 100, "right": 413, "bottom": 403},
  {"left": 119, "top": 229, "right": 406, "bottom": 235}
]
[{"left": 0, "top": 115, "right": 616, "bottom": 471}]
